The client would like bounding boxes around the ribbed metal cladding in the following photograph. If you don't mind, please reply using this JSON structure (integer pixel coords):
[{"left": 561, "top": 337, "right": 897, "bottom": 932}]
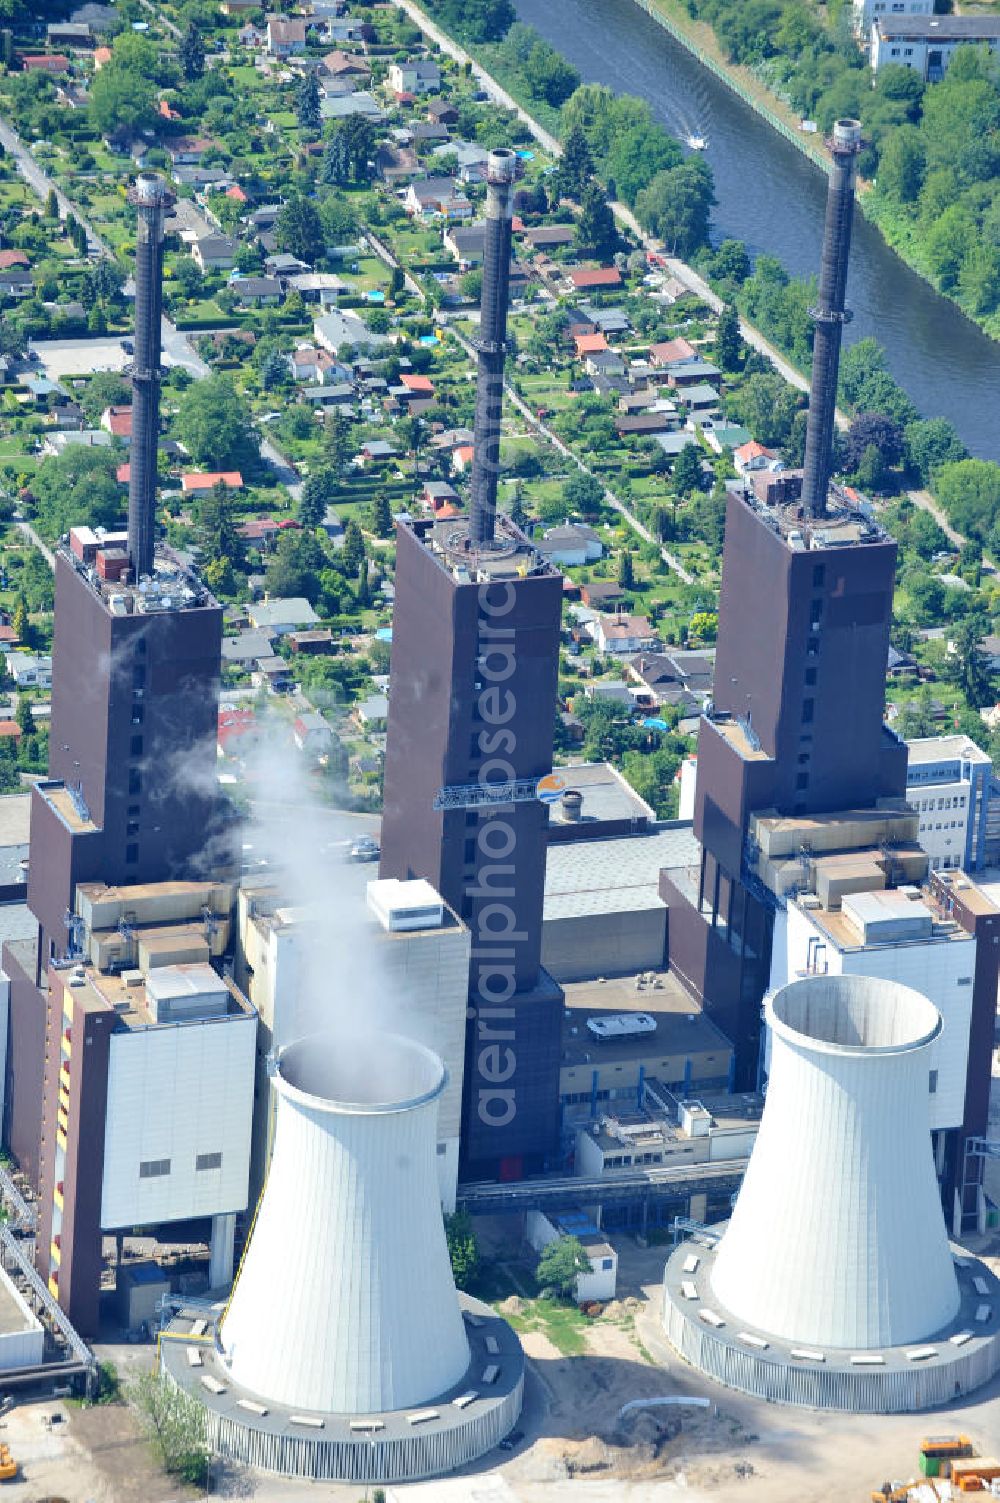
[
  {"left": 711, "top": 975, "right": 959, "bottom": 1350},
  {"left": 801, "top": 120, "right": 862, "bottom": 518},
  {"left": 220, "top": 1033, "right": 471, "bottom": 1415},
  {"left": 126, "top": 174, "right": 170, "bottom": 578},
  {"left": 469, "top": 149, "right": 517, "bottom": 546}
]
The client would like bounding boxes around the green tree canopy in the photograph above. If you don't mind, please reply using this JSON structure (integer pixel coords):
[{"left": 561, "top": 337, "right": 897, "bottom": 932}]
[
  {"left": 176, "top": 376, "right": 259, "bottom": 471},
  {"left": 536, "top": 1235, "right": 591, "bottom": 1299}
]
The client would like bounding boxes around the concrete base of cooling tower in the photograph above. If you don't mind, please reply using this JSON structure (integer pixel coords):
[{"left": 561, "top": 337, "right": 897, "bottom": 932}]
[
  {"left": 662, "top": 1236, "right": 1000, "bottom": 1413},
  {"left": 161, "top": 1294, "right": 523, "bottom": 1483}
]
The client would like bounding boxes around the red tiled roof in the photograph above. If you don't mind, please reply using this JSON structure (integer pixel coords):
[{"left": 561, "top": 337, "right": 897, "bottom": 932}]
[
  {"left": 182, "top": 471, "right": 244, "bottom": 492},
  {"left": 574, "top": 333, "right": 608, "bottom": 356},
  {"left": 400, "top": 373, "right": 434, "bottom": 393},
  {"left": 226, "top": 184, "right": 248, "bottom": 203},
  {"left": 0, "top": 251, "right": 29, "bottom": 270},
  {"left": 0, "top": 722, "right": 21, "bottom": 740},
  {"left": 104, "top": 405, "right": 132, "bottom": 438},
  {"left": 569, "top": 267, "right": 621, "bottom": 289},
  {"left": 116, "top": 463, "right": 130, "bottom": 485},
  {"left": 20, "top": 54, "right": 69, "bottom": 72},
  {"left": 650, "top": 336, "right": 696, "bottom": 366},
  {"left": 239, "top": 517, "right": 280, "bottom": 540}
]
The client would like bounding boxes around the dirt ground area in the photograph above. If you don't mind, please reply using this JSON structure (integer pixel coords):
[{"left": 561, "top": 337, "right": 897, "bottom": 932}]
[
  {"left": 6, "top": 1220, "right": 1000, "bottom": 1502},
  {"left": 0, "top": 1394, "right": 191, "bottom": 1503}
]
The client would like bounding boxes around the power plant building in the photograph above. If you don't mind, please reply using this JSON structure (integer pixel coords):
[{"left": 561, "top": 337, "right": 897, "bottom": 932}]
[
  {"left": 380, "top": 149, "right": 566, "bottom": 1181},
  {"left": 164, "top": 1033, "right": 523, "bottom": 1482},
  {"left": 658, "top": 123, "right": 1000, "bottom": 1219},
  {"left": 35, "top": 879, "right": 256, "bottom": 1334},
  {"left": 0, "top": 173, "right": 243, "bottom": 1334},
  {"left": 664, "top": 975, "right": 1000, "bottom": 1411},
  {"left": 235, "top": 875, "right": 470, "bottom": 1210}
]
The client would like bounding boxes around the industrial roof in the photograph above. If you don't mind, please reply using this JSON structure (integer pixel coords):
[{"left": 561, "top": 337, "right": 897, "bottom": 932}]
[
  {"left": 561, "top": 970, "right": 731, "bottom": 1067},
  {"left": 544, "top": 825, "right": 698, "bottom": 920},
  {"left": 906, "top": 735, "right": 990, "bottom": 766}
]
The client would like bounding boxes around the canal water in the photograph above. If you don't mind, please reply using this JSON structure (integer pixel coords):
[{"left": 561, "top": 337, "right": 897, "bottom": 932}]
[{"left": 515, "top": 0, "right": 1000, "bottom": 459}]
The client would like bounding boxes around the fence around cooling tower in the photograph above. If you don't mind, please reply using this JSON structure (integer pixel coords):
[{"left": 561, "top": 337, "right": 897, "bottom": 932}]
[{"left": 662, "top": 1237, "right": 1000, "bottom": 1413}]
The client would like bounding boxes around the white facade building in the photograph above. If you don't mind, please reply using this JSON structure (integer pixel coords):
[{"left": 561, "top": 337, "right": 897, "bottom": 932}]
[
  {"left": 100, "top": 985, "right": 257, "bottom": 1232},
  {"left": 870, "top": 15, "right": 1000, "bottom": 77},
  {"left": 526, "top": 1210, "right": 618, "bottom": 1304},
  {"left": 770, "top": 891, "right": 976, "bottom": 1145},
  {"left": 906, "top": 734, "right": 992, "bottom": 871},
  {"left": 236, "top": 876, "right": 470, "bottom": 1211},
  {"left": 853, "top": 0, "right": 932, "bottom": 37}
]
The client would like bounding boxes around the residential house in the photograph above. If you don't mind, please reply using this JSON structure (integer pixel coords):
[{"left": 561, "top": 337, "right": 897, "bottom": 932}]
[
  {"left": 388, "top": 59, "right": 441, "bottom": 94},
  {"left": 181, "top": 471, "right": 244, "bottom": 496},
  {"left": 585, "top": 350, "right": 626, "bottom": 381},
  {"left": 443, "top": 223, "right": 486, "bottom": 269},
  {"left": 428, "top": 97, "right": 459, "bottom": 125},
  {"left": 408, "top": 121, "right": 450, "bottom": 145},
  {"left": 100, "top": 405, "right": 132, "bottom": 443},
  {"left": 579, "top": 581, "right": 625, "bottom": 611},
  {"left": 679, "top": 382, "right": 720, "bottom": 415},
  {"left": 166, "top": 136, "right": 214, "bottom": 167},
  {"left": 451, "top": 444, "right": 475, "bottom": 475},
  {"left": 4, "top": 652, "right": 52, "bottom": 689},
  {"left": 522, "top": 224, "right": 575, "bottom": 251},
  {"left": 0, "top": 251, "right": 29, "bottom": 272},
  {"left": 19, "top": 55, "right": 70, "bottom": 74},
  {"left": 320, "top": 91, "right": 384, "bottom": 123},
  {"left": 302, "top": 382, "right": 354, "bottom": 410},
  {"left": 221, "top": 630, "right": 275, "bottom": 666},
  {"left": 580, "top": 304, "right": 632, "bottom": 337},
  {"left": 360, "top": 439, "right": 398, "bottom": 464},
  {"left": 247, "top": 598, "right": 320, "bottom": 636},
  {"left": 266, "top": 252, "right": 310, "bottom": 277},
  {"left": 422, "top": 481, "right": 460, "bottom": 513},
  {"left": 267, "top": 16, "right": 307, "bottom": 55},
  {"left": 377, "top": 144, "right": 422, "bottom": 186},
  {"left": 403, "top": 177, "right": 472, "bottom": 221},
  {"left": 353, "top": 693, "right": 389, "bottom": 730},
  {"left": 238, "top": 518, "right": 281, "bottom": 546},
  {"left": 568, "top": 266, "right": 622, "bottom": 292},
  {"left": 536, "top": 523, "right": 604, "bottom": 568},
  {"left": 665, "top": 357, "right": 722, "bottom": 391},
  {"left": 590, "top": 613, "right": 659, "bottom": 655},
  {"left": 615, "top": 411, "right": 678, "bottom": 438},
  {"left": 432, "top": 139, "right": 489, "bottom": 183},
  {"left": 574, "top": 332, "right": 608, "bottom": 359},
  {"left": 231, "top": 275, "right": 283, "bottom": 306},
  {"left": 42, "top": 430, "right": 111, "bottom": 456},
  {"left": 293, "top": 711, "right": 336, "bottom": 759},
  {"left": 322, "top": 49, "right": 371, "bottom": 79},
  {"left": 192, "top": 235, "right": 238, "bottom": 272},
  {"left": 289, "top": 629, "right": 334, "bottom": 654},
  {"left": 431, "top": 426, "right": 474, "bottom": 454},
  {"left": 314, "top": 310, "right": 390, "bottom": 356},
  {"left": 48, "top": 20, "right": 94, "bottom": 46},
  {"left": 253, "top": 656, "right": 294, "bottom": 694},
  {"left": 627, "top": 650, "right": 714, "bottom": 710},
  {"left": 650, "top": 336, "right": 697, "bottom": 368},
  {"left": 0, "top": 269, "right": 33, "bottom": 301},
  {"left": 733, "top": 440, "right": 778, "bottom": 474}
]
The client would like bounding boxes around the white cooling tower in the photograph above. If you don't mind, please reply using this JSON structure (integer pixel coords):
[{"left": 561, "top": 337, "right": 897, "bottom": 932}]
[
  {"left": 711, "top": 974, "right": 958, "bottom": 1349},
  {"left": 220, "top": 1031, "right": 471, "bottom": 1414}
]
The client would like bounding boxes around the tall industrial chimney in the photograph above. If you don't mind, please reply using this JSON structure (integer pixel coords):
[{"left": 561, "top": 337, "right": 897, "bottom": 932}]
[
  {"left": 801, "top": 119, "right": 862, "bottom": 518},
  {"left": 126, "top": 174, "right": 172, "bottom": 578},
  {"left": 469, "top": 148, "right": 517, "bottom": 546}
]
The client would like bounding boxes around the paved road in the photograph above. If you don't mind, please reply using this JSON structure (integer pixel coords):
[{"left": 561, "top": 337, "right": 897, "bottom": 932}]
[
  {"left": 396, "top": 0, "right": 560, "bottom": 153},
  {"left": 16, "top": 521, "right": 55, "bottom": 572}
]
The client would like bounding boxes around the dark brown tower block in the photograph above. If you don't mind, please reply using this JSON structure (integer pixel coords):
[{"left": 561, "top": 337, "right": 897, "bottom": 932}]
[
  {"left": 3, "top": 549, "right": 227, "bottom": 1189},
  {"left": 380, "top": 519, "right": 564, "bottom": 1178},
  {"left": 662, "top": 489, "right": 906, "bottom": 1084}
]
